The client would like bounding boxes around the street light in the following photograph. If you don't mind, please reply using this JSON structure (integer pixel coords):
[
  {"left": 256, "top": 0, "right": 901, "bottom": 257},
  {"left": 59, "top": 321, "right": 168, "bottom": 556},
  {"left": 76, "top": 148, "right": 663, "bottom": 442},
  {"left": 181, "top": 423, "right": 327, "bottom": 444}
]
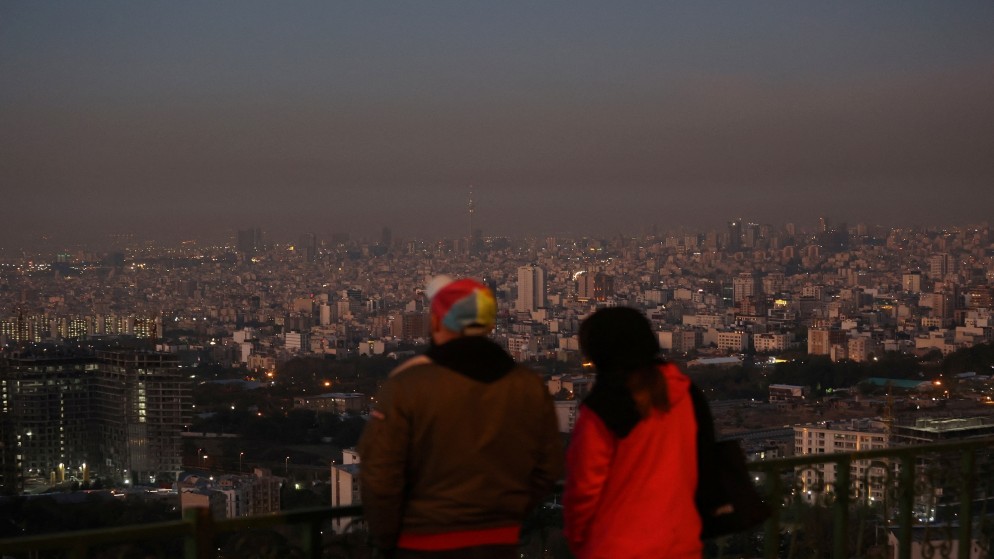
[
  {"left": 239, "top": 452, "right": 244, "bottom": 472},
  {"left": 202, "top": 454, "right": 208, "bottom": 470},
  {"left": 285, "top": 456, "right": 290, "bottom": 476}
]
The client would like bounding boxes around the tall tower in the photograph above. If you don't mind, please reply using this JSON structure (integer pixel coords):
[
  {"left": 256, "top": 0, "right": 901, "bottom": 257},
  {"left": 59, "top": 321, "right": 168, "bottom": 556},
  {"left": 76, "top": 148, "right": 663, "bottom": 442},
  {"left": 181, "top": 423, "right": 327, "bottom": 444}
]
[
  {"left": 468, "top": 185, "right": 475, "bottom": 241},
  {"left": 727, "top": 219, "right": 742, "bottom": 251},
  {"left": 467, "top": 185, "right": 482, "bottom": 254}
]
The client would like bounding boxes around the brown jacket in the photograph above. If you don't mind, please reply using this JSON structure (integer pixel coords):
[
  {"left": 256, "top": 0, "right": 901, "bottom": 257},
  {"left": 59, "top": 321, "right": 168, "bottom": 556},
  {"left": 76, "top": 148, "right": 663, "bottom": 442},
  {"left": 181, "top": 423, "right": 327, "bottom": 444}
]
[{"left": 358, "top": 336, "right": 563, "bottom": 550}]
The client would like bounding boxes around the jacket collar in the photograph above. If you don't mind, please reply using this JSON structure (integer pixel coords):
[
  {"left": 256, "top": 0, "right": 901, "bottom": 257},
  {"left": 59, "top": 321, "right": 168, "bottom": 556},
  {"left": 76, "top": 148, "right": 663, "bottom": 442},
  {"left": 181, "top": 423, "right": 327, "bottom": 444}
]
[{"left": 425, "top": 336, "right": 516, "bottom": 383}]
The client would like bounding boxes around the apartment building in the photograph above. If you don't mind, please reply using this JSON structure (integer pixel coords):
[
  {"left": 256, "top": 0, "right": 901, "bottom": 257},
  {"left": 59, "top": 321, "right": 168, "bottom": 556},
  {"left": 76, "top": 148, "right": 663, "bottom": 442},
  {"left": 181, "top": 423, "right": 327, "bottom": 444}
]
[
  {"left": 717, "top": 330, "right": 750, "bottom": 353},
  {"left": 0, "top": 349, "right": 190, "bottom": 491},
  {"left": 794, "top": 419, "right": 890, "bottom": 502}
]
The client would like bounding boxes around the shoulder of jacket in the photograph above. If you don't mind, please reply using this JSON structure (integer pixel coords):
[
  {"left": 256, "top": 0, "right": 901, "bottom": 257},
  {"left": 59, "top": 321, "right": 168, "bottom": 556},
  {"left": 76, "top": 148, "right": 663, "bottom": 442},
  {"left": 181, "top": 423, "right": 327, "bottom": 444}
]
[{"left": 387, "top": 354, "right": 434, "bottom": 378}]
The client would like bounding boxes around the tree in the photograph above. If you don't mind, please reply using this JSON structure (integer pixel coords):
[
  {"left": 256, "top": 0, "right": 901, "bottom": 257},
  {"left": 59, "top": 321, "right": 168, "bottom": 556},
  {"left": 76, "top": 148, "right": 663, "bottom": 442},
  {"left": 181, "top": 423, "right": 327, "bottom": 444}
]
[{"left": 943, "top": 342, "right": 994, "bottom": 375}]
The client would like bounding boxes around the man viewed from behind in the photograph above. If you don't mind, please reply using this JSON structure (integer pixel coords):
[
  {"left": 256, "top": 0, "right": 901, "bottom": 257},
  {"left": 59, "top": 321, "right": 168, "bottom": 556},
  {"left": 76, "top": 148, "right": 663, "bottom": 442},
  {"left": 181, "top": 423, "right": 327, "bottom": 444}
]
[{"left": 359, "top": 276, "right": 564, "bottom": 559}]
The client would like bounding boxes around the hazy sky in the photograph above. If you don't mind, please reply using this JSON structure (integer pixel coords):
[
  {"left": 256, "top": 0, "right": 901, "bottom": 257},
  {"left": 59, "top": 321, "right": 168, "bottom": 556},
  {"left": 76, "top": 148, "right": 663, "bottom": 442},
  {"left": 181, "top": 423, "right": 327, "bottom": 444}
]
[{"left": 2, "top": 1, "right": 993, "bottom": 248}]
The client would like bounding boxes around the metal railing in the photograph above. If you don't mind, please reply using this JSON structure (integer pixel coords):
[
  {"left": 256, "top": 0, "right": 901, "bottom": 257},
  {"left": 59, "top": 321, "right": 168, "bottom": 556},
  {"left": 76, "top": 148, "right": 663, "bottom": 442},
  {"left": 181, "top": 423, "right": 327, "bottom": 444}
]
[
  {"left": 1, "top": 436, "right": 992, "bottom": 559},
  {"left": 0, "top": 504, "right": 365, "bottom": 559},
  {"left": 743, "top": 435, "right": 994, "bottom": 559}
]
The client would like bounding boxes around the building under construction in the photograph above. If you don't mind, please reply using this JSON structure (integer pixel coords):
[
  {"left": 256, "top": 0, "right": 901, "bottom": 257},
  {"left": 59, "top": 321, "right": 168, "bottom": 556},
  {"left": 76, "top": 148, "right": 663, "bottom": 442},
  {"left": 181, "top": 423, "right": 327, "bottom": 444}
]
[{"left": 0, "top": 349, "right": 190, "bottom": 495}]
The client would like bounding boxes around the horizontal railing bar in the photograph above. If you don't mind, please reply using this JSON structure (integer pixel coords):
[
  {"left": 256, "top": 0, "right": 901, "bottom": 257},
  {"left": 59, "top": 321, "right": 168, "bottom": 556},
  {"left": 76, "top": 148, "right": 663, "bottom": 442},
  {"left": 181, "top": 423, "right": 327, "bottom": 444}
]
[
  {"left": 0, "top": 519, "right": 193, "bottom": 553},
  {"left": 214, "top": 504, "right": 363, "bottom": 533},
  {"left": 0, "top": 505, "right": 366, "bottom": 553},
  {"left": 745, "top": 435, "right": 994, "bottom": 470},
  {"left": 1, "top": 436, "right": 990, "bottom": 556}
]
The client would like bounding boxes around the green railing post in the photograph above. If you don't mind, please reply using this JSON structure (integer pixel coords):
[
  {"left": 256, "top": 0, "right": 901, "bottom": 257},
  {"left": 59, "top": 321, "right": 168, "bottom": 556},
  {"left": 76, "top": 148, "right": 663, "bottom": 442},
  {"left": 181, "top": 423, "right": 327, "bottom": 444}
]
[
  {"left": 764, "top": 463, "right": 782, "bottom": 559},
  {"left": 958, "top": 448, "right": 975, "bottom": 559},
  {"left": 2, "top": 438, "right": 991, "bottom": 559},
  {"left": 833, "top": 455, "right": 851, "bottom": 559},
  {"left": 898, "top": 454, "right": 916, "bottom": 559},
  {"left": 301, "top": 516, "right": 323, "bottom": 559},
  {"left": 184, "top": 507, "right": 215, "bottom": 559},
  {"left": 68, "top": 542, "right": 87, "bottom": 559}
]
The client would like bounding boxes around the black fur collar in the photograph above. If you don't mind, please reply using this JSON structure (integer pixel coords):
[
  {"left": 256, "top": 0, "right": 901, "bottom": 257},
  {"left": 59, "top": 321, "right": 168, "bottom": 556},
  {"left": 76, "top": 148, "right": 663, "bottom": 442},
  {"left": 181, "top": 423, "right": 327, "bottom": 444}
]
[{"left": 425, "top": 336, "right": 516, "bottom": 383}]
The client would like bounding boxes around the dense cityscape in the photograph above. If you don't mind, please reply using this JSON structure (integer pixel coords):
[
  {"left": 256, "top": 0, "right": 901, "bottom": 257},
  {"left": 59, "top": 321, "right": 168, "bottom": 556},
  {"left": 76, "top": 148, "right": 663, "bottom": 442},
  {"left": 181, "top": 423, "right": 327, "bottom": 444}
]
[
  {"left": 4, "top": 1, "right": 994, "bottom": 556},
  {"left": 2, "top": 216, "right": 994, "bottom": 557},
  {"left": 3, "top": 218, "right": 993, "bottom": 467}
]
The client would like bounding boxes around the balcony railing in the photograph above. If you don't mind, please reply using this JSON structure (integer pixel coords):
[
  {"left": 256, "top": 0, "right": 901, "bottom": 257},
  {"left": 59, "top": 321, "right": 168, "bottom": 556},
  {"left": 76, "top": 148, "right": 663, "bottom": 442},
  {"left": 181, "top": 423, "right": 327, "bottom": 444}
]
[
  {"left": 1, "top": 436, "right": 992, "bottom": 559},
  {"left": 744, "top": 434, "right": 994, "bottom": 559}
]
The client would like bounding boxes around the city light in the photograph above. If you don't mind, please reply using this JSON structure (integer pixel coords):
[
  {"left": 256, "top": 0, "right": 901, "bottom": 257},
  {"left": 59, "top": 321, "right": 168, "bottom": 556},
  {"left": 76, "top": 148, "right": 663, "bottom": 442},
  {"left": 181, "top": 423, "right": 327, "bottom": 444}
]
[{"left": 4, "top": 210, "right": 994, "bottom": 545}]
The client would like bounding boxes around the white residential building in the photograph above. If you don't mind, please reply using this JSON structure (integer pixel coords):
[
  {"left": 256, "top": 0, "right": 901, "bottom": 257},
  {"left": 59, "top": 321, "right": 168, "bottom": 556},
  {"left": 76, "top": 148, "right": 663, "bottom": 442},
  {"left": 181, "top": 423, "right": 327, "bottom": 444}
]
[
  {"left": 554, "top": 400, "right": 579, "bottom": 433},
  {"left": 716, "top": 331, "right": 749, "bottom": 353},
  {"left": 794, "top": 420, "right": 889, "bottom": 503},
  {"left": 754, "top": 332, "right": 791, "bottom": 353},
  {"left": 517, "top": 265, "right": 547, "bottom": 312},
  {"left": 330, "top": 464, "right": 362, "bottom": 534}
]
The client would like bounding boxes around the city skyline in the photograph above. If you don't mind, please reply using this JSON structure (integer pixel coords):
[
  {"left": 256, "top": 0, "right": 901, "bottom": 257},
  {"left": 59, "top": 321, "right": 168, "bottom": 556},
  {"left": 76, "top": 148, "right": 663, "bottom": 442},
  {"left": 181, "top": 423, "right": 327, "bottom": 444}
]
[
  {"left": 2, "top": 2, "right": 994, "bottom": 248},
  {"left": 1, "top": 216, "right": 991, "bottom": 255}
]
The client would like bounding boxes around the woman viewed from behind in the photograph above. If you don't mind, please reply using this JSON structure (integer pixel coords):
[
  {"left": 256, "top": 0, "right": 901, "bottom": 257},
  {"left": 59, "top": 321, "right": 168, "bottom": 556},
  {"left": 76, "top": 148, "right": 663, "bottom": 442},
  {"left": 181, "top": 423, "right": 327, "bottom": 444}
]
[{"left": 563, "top": 307, "right": 702, "bottom": 559}]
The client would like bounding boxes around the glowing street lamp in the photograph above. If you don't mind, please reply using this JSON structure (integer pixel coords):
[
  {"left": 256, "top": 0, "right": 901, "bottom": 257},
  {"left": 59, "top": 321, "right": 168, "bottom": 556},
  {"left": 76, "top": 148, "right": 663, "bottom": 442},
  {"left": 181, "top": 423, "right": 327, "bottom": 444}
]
[
  {"left": 239, "top": 452, "right": 244, "bottom": 472},
  {"left": 285, "top": 456, "right": 290, "bottom": 476}
]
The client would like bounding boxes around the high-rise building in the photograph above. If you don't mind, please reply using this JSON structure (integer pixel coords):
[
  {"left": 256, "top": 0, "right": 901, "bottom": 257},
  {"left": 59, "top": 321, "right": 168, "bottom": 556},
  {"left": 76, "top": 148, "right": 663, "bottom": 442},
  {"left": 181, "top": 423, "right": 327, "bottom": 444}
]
[
  {"left": 1, "top": 350, "right": 191, "bottom": 490},
  {"left": 727, "top": 220, "right": 743, "bottom": 251},
  {"left": 298, "top": 233, "right": 318, "bottom": 262},
  {"left": 593, "top": 273, "right": 614, "bottom": 301},
  {"left": 577, "top": 272, "right": 614, "bottom": 302},
  {"left": 401, "top": 312, "right": 430, "bottom": 340},
  {"left": 517, "top": 265, "right": 547, "bottom": 312},
  {"left": 808, "top": 328, "right": 847, "bottom": 356},
  {"left": 965, "top": 287, "right": 993, "bottom": 309},
  {"left": 742, "top": 223, "right": 758, "bottom": 249},
  {"left": 237, "top": 228, "right": 263, "bottom": 254},
  {"left": 732, "top": 272, "right": 760, "bottom": 304},
  {"left": 91, "top": 351, "right": 189, "bottom": 484},
  {"left": 0, "top": 355, "right": 91, "bottom": 494},
  {"left": 929, "top": 253, "right": 954, "bottom": 279},
  {"left": 902, "top": 272, "right": 923, "bottom": 294}
]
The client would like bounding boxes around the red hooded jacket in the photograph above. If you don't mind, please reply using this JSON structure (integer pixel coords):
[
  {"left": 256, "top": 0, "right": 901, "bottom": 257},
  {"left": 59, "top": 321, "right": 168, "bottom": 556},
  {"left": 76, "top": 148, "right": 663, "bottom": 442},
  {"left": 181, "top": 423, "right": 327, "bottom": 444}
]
[{"left": 564, "top": 362, "right": 702, "bottom": 559}]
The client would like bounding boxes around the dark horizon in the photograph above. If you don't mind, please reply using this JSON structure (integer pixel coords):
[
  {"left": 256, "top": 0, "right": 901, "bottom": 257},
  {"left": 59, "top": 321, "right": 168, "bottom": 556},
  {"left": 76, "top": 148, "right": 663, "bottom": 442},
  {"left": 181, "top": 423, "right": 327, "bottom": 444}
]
[{"left": 1, "top": 215, "right": 990, "bottom": 256}]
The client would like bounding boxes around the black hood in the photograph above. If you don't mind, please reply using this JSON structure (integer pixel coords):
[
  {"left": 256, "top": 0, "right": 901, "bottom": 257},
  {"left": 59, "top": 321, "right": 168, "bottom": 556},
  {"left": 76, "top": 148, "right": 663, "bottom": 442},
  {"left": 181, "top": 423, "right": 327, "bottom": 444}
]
[
  {"left": 583, "top": 375, "right": 642, "bottom": 439},
  {"left": 425, "top": 336, "right": 516, "bottom": 383},
  {"left": 582, "top": 359, "right": 667, "bottom": 439}
]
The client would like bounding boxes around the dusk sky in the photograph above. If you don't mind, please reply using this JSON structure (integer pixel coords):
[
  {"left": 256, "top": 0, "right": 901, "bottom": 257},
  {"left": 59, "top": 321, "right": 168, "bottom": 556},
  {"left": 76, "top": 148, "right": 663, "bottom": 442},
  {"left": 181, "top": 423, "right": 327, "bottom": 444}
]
[{"left": 2, "top": 2, "right": 993, "bottom": 248}]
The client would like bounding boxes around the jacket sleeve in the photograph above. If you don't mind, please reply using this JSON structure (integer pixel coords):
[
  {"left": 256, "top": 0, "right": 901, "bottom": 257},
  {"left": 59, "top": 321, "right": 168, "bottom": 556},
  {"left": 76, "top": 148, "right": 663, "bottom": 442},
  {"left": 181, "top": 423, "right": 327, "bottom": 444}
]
[
  {"left": 529, "top": 389, "right": 565, "bottom": 511},
  {"left": 357, "top": 378, "right": 410, "bottom": 551},
  {"left": 563, "top": 406, "right": 615, "bottom": 555}
]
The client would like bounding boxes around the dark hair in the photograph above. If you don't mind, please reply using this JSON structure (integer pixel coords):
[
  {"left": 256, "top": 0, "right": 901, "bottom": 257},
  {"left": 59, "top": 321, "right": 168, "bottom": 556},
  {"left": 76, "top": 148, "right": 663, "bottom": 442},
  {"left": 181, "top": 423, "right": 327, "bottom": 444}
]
[{"left": 579, "top": 307, "right": 669, "bottom": 416}]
